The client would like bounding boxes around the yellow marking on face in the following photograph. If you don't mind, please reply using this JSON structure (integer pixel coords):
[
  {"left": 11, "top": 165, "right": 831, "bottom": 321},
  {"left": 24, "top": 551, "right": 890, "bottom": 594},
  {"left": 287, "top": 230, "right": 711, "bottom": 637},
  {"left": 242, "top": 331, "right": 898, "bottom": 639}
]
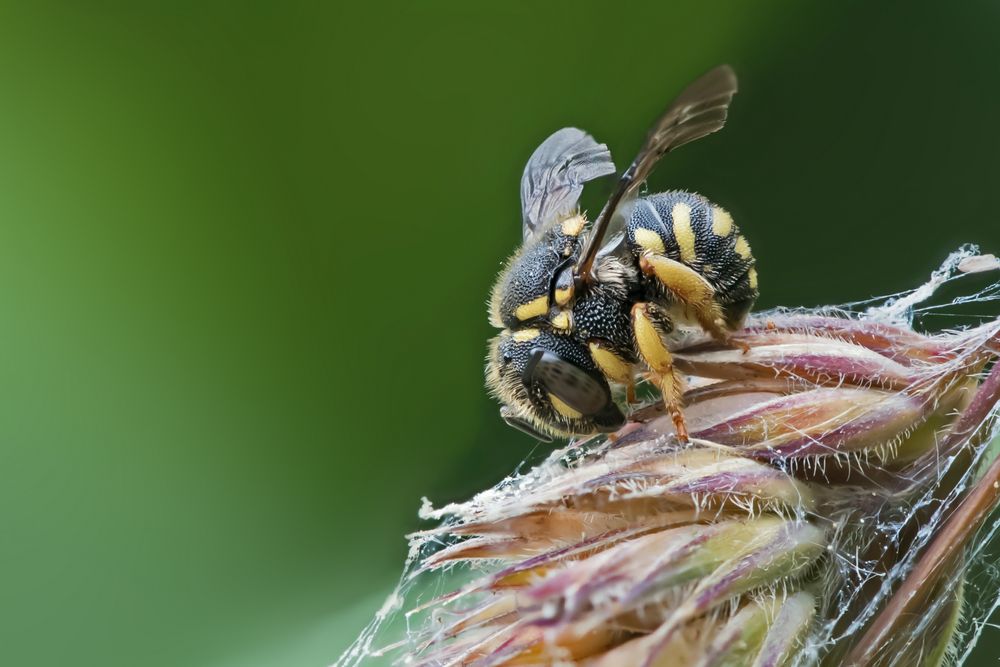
[
  {"left": 632, "top": 306, "right": 673, "bottom": 373},
  {"left": 511, "top": 328, "right": 541, "bottom": 342},
  {"left": 634, "top": 227, "right": 665, "bottom": 255},
  {"left": 561, "top": 214, "right": 586, "bottom": 236},
  {"left": 672, "top": 202, "right": 697, "bottom": 264},
  {"left": 514, "top": 294, "right": 549, "bottom": 321},
  {"left": 550, "top": 310, "right": 572, "bottom": 331},
  {"left": 711, "top": 206, "right": 733, "bottom": 237},
  {"left": 748, "top": 267, "right": 758, "bottom": 289},
  {"left": 734, "top": 235, "right": 752, "bottom": 259},
  {"left": 589, "top": 342, "right": 632, "bottom": 384},
  {"left": 548, "top": 393, "right": 583, "bottom": 419},
  {"left": 554, "top": 284, "right": 574, "bottom": 306}
]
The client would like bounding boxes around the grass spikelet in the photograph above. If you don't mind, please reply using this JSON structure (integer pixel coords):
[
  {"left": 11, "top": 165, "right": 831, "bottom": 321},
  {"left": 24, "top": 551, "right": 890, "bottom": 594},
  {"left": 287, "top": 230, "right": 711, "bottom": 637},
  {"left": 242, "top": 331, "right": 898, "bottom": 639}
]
[{"left": 338, "top": 247, "right": 1000, "bottom": 667}]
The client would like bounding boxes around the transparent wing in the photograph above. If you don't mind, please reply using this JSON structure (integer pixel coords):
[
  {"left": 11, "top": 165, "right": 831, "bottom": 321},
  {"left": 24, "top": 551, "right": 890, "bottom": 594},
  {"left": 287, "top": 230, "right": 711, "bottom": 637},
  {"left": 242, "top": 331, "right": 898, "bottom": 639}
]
[
  {"left": 520, "top": 128, "right": 616, "bottom": 241},
  {"left": 576, "top": 65, "right": 738, "bottom": 281}
]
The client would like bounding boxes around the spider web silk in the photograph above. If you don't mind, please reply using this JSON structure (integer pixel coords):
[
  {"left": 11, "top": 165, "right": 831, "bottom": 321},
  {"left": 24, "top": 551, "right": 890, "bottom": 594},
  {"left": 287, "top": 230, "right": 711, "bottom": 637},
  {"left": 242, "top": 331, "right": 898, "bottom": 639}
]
[{"left": 336, "top": 245, "right": 1000, "bottom": 667}]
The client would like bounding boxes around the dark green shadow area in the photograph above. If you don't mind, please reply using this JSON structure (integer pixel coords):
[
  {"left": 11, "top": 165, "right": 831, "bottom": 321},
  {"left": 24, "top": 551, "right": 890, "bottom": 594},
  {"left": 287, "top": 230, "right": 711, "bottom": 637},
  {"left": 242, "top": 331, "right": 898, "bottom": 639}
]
[{"left": 0, "top": 2, "right": 998, "bottom": 666}]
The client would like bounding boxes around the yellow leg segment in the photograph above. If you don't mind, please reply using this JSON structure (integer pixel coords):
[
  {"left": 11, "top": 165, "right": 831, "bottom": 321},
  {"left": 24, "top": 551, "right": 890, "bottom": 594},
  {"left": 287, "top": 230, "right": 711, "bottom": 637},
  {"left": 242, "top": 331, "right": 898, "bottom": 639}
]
[
  {"left": 639, "top": 253, "right": 731, "bottom": 344},
  {"left": 631, "top": 303, "right": 689, "bottom": 442},
  {"left": 588, "top": 340, "right": 637, "bottom": 404}
]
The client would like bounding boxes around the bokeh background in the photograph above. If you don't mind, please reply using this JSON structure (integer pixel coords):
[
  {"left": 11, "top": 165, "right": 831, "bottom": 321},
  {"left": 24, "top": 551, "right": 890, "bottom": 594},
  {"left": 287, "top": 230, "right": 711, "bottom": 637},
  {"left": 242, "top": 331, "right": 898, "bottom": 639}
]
[{"left": 2, "top": 2, "right": 1000, "bottom": 666}]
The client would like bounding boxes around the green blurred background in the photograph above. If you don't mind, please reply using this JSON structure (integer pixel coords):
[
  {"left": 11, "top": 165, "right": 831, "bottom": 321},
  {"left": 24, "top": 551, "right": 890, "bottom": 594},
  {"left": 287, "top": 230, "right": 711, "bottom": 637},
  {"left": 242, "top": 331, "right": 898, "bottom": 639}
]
[{"left": 2, "top": 1, "right": 1000, "bottom": 665}]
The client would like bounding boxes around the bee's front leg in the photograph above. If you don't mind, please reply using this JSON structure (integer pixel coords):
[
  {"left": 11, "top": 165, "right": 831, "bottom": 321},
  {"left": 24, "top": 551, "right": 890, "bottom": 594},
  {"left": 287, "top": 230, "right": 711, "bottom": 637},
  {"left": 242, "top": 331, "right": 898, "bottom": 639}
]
[
  {"left": 630, "top": 302, "right": 688, "bottom": 443},
  {"left": 587, "top": 339, "right": 638, "bottom": 404}
]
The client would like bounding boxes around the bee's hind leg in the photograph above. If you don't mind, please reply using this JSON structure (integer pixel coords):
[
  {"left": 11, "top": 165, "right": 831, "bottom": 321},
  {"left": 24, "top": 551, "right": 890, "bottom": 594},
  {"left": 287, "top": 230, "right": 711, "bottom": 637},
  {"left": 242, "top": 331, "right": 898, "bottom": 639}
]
[
  {"left": 638, "top": 253, "right": 747, "bottom": 352},
  {"left": 630, "top": 302, "right": 689, "bottom": 443}
]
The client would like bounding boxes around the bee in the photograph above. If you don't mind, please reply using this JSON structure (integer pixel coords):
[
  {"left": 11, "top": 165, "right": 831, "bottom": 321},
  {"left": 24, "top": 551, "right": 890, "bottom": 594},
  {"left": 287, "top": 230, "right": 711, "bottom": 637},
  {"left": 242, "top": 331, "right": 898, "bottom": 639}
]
[{"left": 486, "top": 65, "right": 758, "bottom": 443}]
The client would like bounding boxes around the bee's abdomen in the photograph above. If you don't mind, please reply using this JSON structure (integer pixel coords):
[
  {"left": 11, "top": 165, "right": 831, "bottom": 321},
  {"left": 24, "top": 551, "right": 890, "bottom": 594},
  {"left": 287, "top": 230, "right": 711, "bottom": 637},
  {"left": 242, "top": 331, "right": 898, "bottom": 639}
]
[{"left": 624, "top": 191, "right": 758, "bottom": 328}]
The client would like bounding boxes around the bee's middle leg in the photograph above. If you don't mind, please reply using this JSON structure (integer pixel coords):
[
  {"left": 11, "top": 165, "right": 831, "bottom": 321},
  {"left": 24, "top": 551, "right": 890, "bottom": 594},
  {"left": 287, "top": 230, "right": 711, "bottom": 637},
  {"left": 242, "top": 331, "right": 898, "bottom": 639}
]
[{"left": 631, "top": 302, "right": 688, "bottom": 442}]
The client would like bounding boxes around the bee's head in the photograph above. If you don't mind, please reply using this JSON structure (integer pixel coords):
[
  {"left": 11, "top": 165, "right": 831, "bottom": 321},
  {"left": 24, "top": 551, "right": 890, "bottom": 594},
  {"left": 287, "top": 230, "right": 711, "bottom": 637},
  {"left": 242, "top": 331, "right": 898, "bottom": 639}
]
[{"left": 486, "top": 328, "right": 625, "bottom": 442}]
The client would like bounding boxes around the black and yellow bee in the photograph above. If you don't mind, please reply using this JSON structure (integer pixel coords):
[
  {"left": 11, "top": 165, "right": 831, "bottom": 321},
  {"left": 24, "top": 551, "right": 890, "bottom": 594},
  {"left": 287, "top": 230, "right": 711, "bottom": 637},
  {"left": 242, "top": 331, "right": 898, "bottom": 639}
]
[{"left": 486, "top": 65, "right": 758, "bottom": 443}]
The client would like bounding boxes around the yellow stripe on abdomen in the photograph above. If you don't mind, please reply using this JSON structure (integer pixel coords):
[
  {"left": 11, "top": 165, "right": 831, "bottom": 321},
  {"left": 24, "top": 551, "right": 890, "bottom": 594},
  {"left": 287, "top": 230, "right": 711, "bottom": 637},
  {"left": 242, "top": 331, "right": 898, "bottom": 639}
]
[
  {"left": 634, "top": 227, "right": 666, "bottom": 255},
  {"left": 711, "top": 206, "right": 733, "bottom": 237},
  {"left": 671, "top": 202, "right": 697, "bottom": 264},
  {"left": 734, "top": 235, "right": 752, "bottom": 259}
]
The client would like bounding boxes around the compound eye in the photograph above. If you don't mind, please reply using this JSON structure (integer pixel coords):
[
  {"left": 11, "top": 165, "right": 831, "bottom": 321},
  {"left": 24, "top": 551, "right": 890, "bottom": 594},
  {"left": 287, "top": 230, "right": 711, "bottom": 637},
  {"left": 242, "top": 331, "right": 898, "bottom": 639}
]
[
  {"left": 523, "top": 348, "right": 610, "bottom": 416},
  {"left": 500, "top": 406, "right": 554, "bottom": 443}
]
